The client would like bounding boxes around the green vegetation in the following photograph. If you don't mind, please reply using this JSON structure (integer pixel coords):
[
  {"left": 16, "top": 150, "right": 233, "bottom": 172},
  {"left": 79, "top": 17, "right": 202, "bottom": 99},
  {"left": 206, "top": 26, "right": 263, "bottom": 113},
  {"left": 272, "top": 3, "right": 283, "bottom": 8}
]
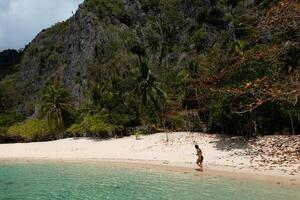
[
  {"left": 67, "top": 113, "right": 113, "bottom": 137},
  {"left": 6, "top": 119, "right": 51, "bottom": 142},
  {"left": 136, "top": 58, "right": 166, "bottom": 112},
  {"left": 0, "top": 0, "right": 299, "bottom": 143},
  {"left": 40, "top": 85, "right": 74, "bottom": 133},
  {"left": 0, "top": 113, "right": 23, "bottom": 137},
  {"left": 82, "top": 0, "right": 124, "bottom": 19},
  {"left": 0, "top": 49, "right": 22, "bottom": 80},
  {"left": 47, "top": 21, "right": 69, "bottom": 36},
  {"left": 192, "top": 28, "right": 209, "bottom": 51}
]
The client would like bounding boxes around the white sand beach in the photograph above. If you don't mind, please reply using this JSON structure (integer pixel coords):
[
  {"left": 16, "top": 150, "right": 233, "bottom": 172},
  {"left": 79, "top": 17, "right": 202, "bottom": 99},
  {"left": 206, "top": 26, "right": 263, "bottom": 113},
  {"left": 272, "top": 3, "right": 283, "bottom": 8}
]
[{"left": 0, "top": 132, "right": 299, "bottom": 185}]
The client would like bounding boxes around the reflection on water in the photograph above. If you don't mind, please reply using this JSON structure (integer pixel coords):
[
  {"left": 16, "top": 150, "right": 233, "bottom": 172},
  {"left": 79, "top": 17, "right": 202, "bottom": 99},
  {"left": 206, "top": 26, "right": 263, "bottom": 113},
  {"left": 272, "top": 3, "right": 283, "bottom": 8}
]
[{"left": 0, "top": 162, "right": 299, "bottom": 200}]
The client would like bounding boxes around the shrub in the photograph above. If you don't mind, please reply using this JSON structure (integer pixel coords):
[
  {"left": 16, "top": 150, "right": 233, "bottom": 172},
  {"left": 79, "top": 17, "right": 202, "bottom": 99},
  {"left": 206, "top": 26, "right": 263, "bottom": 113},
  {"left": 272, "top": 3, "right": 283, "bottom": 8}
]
[
  {"left": 48, "top": 55, "right": 63, "bottom": 64},
  {"left": 0, "top": 113, "right": 23, "bottom": 137},
  {"left": 133, "top": 130, "right": 142, "bottom": 140},
  {"left": 0, "top": 113, "right": 23, "bottom": 128},
  {"left": 67, "top": 114, "right": 113, "bottom": 137},
  {"left": 223, "top": 44, "right": 280, "bottom": 86},
  {"left": 192, "top": 28, "right": 209, "bottom": 51},
  {"left": 84, "top": 114, "right": 113, "bottom": 135},
  {"left": 0, "top": 113, "right": 24, "bottom": 143},
  {"left": 196, "top": 7, "right": 208, "bottom": 23},
  {"left": 164, "top": 113, "right": 186, "bottom": 131},
  {"left": 7, "top": 119, "right": 51, "bottom": 142},
  {"left": 82, "top": 0, "right": 124, "bottom": 19},
  {"left": 0, "top": 131, "right": 7, "bottom": 143},
  {"left": 207, "top": 7, "right": 224, "bottom": 27},
  {"left": 119, "top": 10, "right": 134, "bottom": 26},
  {"left": 134, "top": 125, "right": 156, "bottom": 135},
  {"left": 48, "top": 21, "right": 68, "bottom": 36},
  {"left": 140, "top": 0, "right": 160, "bottom": 12},
  {"left": 67, "top": 123, "right": 86, "bottom": 137}
]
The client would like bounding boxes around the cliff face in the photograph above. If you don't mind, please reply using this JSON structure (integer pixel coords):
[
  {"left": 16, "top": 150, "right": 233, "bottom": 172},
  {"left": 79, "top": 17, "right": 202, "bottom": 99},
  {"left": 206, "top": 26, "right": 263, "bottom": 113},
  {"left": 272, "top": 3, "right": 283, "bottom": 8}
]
[
  {"left": 1, "top": 0, "right": 299, "bottom": 137},
  {"left": 19, "top": 0, "right": 223, "bottom": 107},
  {"left": 17, "top": 0, "right": 300, "bottom": 129},
  {"left": 20, "top": 8, "right": 104, "bottom": 105}
]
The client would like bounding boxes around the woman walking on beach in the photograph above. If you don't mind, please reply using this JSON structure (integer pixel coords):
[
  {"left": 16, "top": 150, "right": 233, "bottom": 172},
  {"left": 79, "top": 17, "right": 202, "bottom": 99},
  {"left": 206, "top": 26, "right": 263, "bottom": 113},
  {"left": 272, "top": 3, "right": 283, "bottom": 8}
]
[{"left": 195, "top": 145, "right": 204, "bottom": 171}]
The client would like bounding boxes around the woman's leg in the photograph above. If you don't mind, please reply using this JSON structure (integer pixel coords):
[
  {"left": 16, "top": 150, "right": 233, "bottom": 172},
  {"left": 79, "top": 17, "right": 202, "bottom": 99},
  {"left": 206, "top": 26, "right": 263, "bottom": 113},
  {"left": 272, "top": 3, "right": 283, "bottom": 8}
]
[{"left": 199, "top": 157, "right": 204, "bottom": 171}]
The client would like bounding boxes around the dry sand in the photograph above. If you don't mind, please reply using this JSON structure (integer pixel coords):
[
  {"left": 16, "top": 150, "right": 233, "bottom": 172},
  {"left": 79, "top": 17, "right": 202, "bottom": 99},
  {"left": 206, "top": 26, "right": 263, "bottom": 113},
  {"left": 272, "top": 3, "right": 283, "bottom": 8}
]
[{"left": 0, "top": 132, "right": 299, "bottom": 185}]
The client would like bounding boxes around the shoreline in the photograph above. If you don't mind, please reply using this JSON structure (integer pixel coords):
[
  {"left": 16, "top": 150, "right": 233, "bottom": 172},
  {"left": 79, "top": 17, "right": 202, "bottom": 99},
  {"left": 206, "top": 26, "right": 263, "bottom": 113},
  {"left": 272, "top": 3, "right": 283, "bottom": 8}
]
[
  {"left": 1, "top": 157, "right": 300, "bottom": 187},
  {"left": 0, "top": 132, "right": 299, "bottom": 187}
]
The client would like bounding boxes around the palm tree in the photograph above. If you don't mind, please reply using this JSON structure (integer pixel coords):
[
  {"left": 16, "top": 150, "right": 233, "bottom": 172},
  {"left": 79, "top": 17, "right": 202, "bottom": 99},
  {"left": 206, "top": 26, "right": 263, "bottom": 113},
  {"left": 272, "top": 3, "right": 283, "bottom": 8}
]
[
  {"left": 136, "top": 58, "right": 167, "bottom": 111},
  {"left": 40, "top": 85, "right": 74, "bottom": 133}
]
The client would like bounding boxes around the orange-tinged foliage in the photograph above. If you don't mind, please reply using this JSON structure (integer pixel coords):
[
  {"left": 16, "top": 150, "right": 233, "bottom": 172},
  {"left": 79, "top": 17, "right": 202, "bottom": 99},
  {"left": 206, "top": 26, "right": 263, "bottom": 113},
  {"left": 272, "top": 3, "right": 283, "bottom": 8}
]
[
  {"left": 259, "top": 0, "right": 300, "bottom": 39},
  {"left": 228, "top": 70, "right": 300, "bottom": 113}
]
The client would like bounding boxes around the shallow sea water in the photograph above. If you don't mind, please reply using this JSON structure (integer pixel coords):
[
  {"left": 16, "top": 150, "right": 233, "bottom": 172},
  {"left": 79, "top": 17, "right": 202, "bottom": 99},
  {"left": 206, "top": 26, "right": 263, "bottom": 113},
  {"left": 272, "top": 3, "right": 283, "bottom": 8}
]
[{"left": 0, "top": 162, "right": 299, "bottom": 200}]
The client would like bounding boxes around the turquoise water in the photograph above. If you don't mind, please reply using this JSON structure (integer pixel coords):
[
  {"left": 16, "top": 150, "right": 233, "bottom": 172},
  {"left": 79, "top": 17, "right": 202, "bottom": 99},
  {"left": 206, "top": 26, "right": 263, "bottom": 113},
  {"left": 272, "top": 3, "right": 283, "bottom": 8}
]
[{"left": 0, "top": 162, "right": 299, "bottom": 200}]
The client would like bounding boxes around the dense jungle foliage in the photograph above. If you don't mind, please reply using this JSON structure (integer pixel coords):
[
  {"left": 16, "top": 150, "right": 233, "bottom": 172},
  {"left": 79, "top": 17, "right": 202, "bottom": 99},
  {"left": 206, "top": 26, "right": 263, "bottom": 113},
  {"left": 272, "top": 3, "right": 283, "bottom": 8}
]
[{"left": 0, "top": 0, "right": 299, "bottom": 142}]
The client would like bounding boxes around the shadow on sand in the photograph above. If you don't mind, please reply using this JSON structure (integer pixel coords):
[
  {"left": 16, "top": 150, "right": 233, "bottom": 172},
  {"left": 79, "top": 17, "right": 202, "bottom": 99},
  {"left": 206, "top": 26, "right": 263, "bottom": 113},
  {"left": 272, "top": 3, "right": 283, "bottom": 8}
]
[
  {"left": 194, "top": 168, "right": 203, "bottom": 172},
  {"left": 210, "top": 134, "right": 254, "bottom": 151}
]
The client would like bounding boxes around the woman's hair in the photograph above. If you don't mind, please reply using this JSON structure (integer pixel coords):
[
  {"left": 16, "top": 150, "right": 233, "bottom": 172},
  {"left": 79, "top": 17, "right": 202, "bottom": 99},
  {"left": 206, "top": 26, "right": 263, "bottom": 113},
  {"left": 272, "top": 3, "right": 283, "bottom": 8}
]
[{"left": 195, "top": 145, "right": 199, "bottom": 149}]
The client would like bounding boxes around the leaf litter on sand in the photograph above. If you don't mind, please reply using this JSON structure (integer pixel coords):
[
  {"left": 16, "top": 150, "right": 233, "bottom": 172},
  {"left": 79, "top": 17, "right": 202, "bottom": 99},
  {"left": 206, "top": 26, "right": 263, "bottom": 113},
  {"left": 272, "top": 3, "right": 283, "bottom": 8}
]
[{"left": 233, "top": 135, "right": 300, "bottom": 175}]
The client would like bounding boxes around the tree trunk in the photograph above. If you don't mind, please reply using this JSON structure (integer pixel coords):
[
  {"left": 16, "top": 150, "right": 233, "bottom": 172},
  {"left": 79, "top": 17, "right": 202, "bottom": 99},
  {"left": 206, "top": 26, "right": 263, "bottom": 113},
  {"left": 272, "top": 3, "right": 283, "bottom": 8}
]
[
  {"left": 288, "top": 111, "right": 295, "bottom": 135},
  {"left": 163, "top": 120, "right": 169, "bottom": 143},
  {"left": 252, "top": 120, "right": 257, "bottom": 137}
]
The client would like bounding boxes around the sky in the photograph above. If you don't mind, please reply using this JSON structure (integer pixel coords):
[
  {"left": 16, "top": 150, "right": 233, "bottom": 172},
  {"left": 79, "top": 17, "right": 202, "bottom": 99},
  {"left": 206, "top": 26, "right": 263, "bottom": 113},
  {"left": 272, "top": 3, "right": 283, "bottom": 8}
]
[{"left": 0, "top": 0, "right": 84, "bottom": 51}]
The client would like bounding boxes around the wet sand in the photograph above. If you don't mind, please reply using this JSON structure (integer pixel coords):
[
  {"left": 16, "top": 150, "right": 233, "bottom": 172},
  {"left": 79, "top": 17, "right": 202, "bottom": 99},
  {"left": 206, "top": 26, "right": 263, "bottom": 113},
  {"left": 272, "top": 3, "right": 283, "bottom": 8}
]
[{"left": 0, "top": 132, "right": 299, "bottom": 186}]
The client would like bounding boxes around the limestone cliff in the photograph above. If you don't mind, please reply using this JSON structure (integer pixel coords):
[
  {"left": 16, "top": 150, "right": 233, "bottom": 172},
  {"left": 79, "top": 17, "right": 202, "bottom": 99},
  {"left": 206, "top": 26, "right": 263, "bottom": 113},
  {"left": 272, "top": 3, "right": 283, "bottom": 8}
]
[{"left": 19, "top": 0, "right": 226, "bottom": 109}]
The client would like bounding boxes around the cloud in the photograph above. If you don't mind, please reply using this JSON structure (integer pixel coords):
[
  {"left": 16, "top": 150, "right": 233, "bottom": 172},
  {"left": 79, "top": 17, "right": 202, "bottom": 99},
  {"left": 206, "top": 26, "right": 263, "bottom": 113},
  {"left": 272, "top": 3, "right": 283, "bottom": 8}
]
[
  {"left": 0, "top": 0, "right": 83, "bottom": 51},
  {"left": 0, "top": 0, "right": 13, "bottom": 11}
]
